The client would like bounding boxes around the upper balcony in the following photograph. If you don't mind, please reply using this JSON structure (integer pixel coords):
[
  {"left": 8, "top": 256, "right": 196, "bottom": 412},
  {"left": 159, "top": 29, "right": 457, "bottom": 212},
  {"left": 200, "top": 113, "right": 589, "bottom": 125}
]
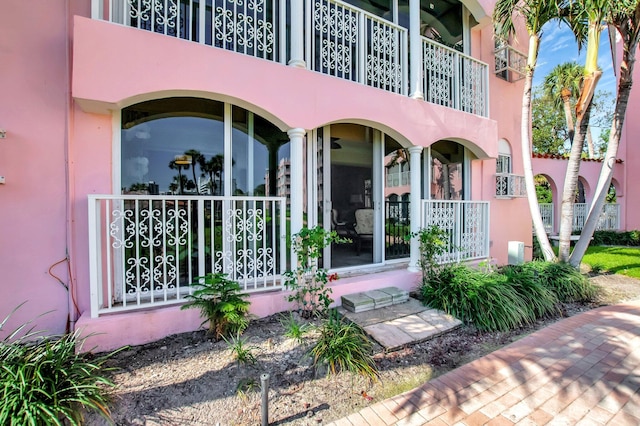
[{"left": 90, "top": 0, "right": 494, "bottom": 117}]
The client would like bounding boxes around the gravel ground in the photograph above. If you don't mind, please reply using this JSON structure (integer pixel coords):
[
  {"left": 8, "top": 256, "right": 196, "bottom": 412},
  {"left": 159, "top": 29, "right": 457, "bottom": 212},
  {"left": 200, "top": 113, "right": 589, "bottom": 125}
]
[{"left": 85, "top": 274, "right": 640, "bottom": 426}]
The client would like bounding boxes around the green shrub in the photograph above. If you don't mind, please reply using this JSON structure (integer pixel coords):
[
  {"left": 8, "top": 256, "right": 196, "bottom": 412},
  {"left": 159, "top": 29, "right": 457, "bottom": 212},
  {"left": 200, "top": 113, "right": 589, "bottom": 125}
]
[
  {"left": 518, "top": 261, "right": 599, "bottom": 302},
  {"left": 284, "top": 226, "right": 347, "bottom": 318},
  {"left": 0, "top": 312, "right": 117, "bottom": 425},
  {"left": 421, "top": 264, "right": 534, "bottom": 332},
  {"left": 181, "top": 273, "right": 251, "bottom": 340},
  {"left": 592, "top": 230, "right": 640, "bottom": 246},
  {"left": 500, "top": 265, "right": 559, "bottom": 318},
  {"left": 308, "top": 310, "right": 379, "bottom": 382},
  {"left": 280, "top": 312, "right": 310, "bottom": 344},
  {"left": 410, "top": 225, "right": 449, "bottom": 279}
]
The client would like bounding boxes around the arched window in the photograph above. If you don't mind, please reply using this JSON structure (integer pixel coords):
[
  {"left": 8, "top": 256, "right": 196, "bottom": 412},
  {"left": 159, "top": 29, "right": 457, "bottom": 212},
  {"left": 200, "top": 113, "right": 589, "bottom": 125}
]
[{"left": 121, "top": 97, "right": 290, "bottom": 197}]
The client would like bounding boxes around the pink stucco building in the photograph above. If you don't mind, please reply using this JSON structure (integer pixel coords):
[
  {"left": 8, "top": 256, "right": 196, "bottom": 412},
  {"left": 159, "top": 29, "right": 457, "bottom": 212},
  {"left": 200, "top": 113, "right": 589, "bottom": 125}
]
[{"left": 1, "top": 0, "right": 536, "bottom": 351}]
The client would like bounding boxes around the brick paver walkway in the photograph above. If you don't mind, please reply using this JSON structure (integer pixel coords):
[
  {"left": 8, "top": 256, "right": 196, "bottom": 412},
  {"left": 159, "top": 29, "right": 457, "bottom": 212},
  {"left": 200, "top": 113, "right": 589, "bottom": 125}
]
[{"left": 328, "top": 301, "right": 640, "bottom": 425}]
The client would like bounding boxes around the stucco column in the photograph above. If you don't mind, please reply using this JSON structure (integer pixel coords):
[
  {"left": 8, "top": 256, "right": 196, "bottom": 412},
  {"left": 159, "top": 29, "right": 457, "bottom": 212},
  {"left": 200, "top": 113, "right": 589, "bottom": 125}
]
[
  {"left": 408, "top": 145, "right": 423, "bottom": 271},
  {"left": 288, "top": 128, "right": 306, "bottom": 258},
  {"left": 409, "top": 0, "right": 424, "bottom": 99},
  {"left": 288, "top": 1, "right": 305, "bottom": 68}
]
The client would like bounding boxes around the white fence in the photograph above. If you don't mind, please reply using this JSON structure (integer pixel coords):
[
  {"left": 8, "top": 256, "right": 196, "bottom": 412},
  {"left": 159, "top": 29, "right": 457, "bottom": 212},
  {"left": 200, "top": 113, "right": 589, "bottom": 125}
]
[
  {"left": 88, "top": 195, "right": 287, "bottom": 317},
  {"left": 573, "top": 203, "right": 620, "bottom": 232},
  {"left": 539, "top": 203, "right": 554, "bottom": 233},
  {"left": 421, "top": 200, "right": 490, "bottom": 263},
  {"left": 539, "top": 202, "right": 620, "bottom": 233},
  {"left": 422, "top": 37, "right": 489, "bottom": 117}
]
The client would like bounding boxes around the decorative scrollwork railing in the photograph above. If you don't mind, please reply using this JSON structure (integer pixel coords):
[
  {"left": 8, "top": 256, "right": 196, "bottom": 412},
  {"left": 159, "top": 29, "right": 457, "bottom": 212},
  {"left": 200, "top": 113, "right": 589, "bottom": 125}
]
[
  {"left": 94, "top": 0, "right": 282, "bottom": 61},
  {"left": 88, "top": 195, "right": 287, "bottom": 316}
]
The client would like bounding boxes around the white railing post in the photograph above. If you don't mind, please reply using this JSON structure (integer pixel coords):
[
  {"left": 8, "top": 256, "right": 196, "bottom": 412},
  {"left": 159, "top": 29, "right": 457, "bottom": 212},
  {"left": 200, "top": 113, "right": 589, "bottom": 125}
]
[
  {"left": 289, "top": 0, "right": 305, "bottom": 67},
  {"left": 409, "top": 0, "right": 423, "bottom": 99},
  {"left": 357, "top": 12, "right": 366, "bottom": 84},
  {"left": 279, "top": 0, "right": 287, "bottom": 64},
  {"left": 408, "top": 145, "right": 423, "bottom": 272},
  {"left": 88, "top": 196, "right": 101, "bottom": 318},
  {"left": 288, "top": 128, "right": 306, "bottom": 261}
]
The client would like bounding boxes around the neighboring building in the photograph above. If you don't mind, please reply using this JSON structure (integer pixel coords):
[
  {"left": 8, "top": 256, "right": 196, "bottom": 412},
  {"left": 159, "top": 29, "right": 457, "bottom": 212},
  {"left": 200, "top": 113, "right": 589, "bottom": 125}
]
[{"left": 1, "top": 0, "right": 535, "bottom": 351}]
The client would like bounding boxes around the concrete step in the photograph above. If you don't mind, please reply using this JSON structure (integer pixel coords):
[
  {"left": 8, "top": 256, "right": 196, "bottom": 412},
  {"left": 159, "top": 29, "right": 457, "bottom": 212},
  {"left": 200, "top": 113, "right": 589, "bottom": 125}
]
[{"left": 341, "top": 286, "right": 409, "bottom": 313}]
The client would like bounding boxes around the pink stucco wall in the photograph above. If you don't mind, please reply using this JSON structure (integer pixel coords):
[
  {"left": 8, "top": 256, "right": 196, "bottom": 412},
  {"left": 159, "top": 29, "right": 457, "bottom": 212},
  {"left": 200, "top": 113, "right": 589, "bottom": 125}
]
[
  {"left": 2, "top": 0, "right": 535, "bottom": 349},
  {"left": 0, "top": 1, "right": 72, "bottom": 336}
]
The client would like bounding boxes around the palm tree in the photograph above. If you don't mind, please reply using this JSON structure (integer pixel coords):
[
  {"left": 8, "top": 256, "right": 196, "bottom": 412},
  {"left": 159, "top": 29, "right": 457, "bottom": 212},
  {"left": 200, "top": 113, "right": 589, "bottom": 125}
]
[
  {"left": 493, "top": 0, "right": 578, "bottom": 262},
  {"left": 570, "top": 0, "right": 640, "bottom": 266},
  {"left": 556, "top": 0, "right": 610, "bottom": 262},
  {"left": 542, "top": 62, "right": 582, "bottom": 145},
  {"left": 184, "top": 149, "right": 204, "bottom": 195}
]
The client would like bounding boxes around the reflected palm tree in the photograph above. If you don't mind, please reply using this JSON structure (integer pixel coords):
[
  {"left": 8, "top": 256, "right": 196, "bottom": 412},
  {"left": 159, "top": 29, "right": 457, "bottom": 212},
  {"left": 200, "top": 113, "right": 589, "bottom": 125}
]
[
  {"left": 184, "top": 149, "right": 204, "bottom": 194},
  {"left": 199, "top": 154, "right": 224, "bottom": 195}
]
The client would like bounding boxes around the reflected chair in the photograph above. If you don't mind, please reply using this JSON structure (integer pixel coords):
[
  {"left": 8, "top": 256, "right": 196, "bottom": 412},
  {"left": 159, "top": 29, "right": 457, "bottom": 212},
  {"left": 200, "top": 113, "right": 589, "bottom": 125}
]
[{"left": 354, "top": 208, "right": 374, "bottom": 255}]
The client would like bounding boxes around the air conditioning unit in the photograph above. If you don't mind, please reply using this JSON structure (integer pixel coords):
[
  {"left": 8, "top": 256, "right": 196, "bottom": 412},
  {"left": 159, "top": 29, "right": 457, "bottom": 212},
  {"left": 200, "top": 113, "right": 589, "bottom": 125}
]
[{"left": 508, "top": 241, "right": 524, "bottom": 265}]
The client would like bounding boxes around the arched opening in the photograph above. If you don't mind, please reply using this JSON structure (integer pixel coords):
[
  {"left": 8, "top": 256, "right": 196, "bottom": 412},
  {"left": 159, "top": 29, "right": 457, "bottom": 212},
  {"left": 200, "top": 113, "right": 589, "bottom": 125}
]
[
  {"left": 121, "top": 97, "right": 290, "bottom": 198},
  {"left": 535, "top": 174, "right": 554, "bottom": 233}
]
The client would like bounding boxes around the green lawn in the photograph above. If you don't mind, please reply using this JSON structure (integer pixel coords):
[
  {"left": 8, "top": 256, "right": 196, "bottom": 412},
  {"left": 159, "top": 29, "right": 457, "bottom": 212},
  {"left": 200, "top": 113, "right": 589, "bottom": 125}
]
[{"left": 581, "top": 246, "right": 640, "bottom": 279}]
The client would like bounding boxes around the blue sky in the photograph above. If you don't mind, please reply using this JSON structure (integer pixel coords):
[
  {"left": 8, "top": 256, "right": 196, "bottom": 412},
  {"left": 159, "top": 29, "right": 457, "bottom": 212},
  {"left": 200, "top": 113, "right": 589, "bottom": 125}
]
[{"left": 534, "top": 21, "right": 617, "bottom": 95}]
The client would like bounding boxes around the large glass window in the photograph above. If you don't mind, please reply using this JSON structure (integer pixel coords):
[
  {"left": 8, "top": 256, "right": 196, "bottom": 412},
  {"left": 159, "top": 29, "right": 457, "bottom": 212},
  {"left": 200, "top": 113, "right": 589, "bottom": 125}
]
[{"left": 121, "top": 97, "right": 289, "bottom": 197}]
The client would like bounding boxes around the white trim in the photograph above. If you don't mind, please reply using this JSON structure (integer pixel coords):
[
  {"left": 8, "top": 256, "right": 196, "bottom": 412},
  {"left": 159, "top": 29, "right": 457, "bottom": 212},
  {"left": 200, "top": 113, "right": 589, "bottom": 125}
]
[
  {"left": 373, "top": 130, "right": 384, "bottom": 264},
  {"left": 112, "top": 111, "right": 121, "bottom": 194}
]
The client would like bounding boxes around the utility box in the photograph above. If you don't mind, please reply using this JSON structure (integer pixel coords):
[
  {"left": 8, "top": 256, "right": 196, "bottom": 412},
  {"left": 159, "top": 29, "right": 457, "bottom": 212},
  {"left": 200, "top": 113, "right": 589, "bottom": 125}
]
[{"left": 508, "top": 241, "right": 525, "bottom": 265}]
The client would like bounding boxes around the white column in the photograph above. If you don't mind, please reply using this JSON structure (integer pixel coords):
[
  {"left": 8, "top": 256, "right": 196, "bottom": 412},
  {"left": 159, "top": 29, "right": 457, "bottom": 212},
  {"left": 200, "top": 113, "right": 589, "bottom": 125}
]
[
  {"left": 408, "top": 145, "right": 423, "bottom": 271},
  {"left": 288, "top": 0, "right": 306, "bottom": 68},
  {"left": 288, "top": 128, "right": 306, "bottom": 253},
  {"left": 409, "top": 0, "right": 424, "bottom": 99}
]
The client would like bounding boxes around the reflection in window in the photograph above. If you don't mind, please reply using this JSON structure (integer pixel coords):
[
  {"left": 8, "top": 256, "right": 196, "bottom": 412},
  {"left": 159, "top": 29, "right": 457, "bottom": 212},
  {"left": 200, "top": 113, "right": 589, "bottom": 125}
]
[
  {"left": 431, "top": 141, "right": 464, "bottom": 200},
  {"left": 121, "top": 97, "right": 289, "bottom": 198}
]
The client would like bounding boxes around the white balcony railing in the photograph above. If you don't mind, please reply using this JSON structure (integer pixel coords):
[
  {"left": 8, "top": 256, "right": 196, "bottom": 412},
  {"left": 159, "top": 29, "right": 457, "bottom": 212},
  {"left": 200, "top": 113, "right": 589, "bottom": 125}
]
[
  {"left": 386, "top": 170, "right": 410, "bottom": 187},
  {"left": 92, "top": 0, "right": 285, "bottom": 62},
  {"left": 306, "top": 0, "right": 408, "bottom": 95},
  {"left": 91, "top": 0, "right": 491, "bottom": 116},
  {"left": 494, "top": 41, "right": 527, "bottom": 82},
  {"left": 421, "top": 200, "right": 490, "bottom": 263},
  {"left": 495, "top": 173, "right": 526, "bottom": 198},
  {"left": 422, "top": 37, "right": 489, "bottom": 117},
  {"left": 88, "top": 195, "right": 287, "bottom": 317}
]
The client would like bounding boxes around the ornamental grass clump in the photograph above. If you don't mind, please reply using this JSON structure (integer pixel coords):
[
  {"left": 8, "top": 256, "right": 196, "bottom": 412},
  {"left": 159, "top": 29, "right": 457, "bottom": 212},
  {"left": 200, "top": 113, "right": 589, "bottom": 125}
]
[
  {"left": 0, "top": 308, "right": 117, "bottom": 425},
  {"left": 421, "top": 264, "right": 534, "bottom": 332},
  {"left": 308, "top": 310, "right": 379, "bottom": 382},
  {"left": 181, "top": 272, "right": 251, "bottom": 341},
  {"left": 516, "top": 261, "right": 599, "bottom": 302}
]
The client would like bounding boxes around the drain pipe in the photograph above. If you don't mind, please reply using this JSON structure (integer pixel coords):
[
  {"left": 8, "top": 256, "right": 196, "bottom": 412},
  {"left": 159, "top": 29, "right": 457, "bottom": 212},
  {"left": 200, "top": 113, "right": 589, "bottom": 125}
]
[{"left": 261, "top": 373, "right": 270, "bottom": 426}]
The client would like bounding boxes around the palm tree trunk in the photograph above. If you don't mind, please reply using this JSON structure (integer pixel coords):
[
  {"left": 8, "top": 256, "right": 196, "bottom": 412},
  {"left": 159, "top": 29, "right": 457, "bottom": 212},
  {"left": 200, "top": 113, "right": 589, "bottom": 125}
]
[
  {"left": 557, "top": 21, "right": 603, "bottom": 262},
  {"left": 561, "top": 89, "right": 575, "bottom": 142},
  {"left": 523, "top": 35, "right": 556, "bottom": 261},
  {"left": 586, "top": 126, "right": 595, "bottom": 158},
  {"left": 570, "top": 28, "right": 639, "bottom": 266}
]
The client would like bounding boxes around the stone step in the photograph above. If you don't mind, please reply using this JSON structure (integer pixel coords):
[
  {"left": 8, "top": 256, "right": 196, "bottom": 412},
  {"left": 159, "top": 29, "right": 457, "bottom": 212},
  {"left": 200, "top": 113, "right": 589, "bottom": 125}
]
[{"left": 341, "top": 286, "right": 409, "bottom": 313}]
